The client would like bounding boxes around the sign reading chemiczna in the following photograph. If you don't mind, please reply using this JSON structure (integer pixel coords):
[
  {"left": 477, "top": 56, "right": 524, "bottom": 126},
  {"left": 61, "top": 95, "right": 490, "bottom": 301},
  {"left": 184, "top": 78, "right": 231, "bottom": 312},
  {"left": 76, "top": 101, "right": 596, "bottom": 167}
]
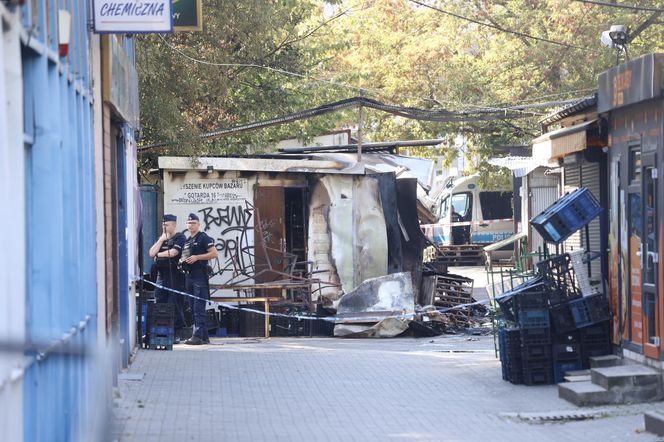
[{"left": 92, "top": 0, "right": 173, "bottom": 33}]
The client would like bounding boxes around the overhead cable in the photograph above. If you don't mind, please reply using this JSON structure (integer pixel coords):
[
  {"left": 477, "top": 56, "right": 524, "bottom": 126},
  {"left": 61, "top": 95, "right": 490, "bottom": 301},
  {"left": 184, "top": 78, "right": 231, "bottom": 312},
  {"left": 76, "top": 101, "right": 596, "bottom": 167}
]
[
  {"left": 408, "top": 0, "right": 591, "bottom": 51},
  {"left": 138, "top": 96, "right": 583, "bottom": 152}
]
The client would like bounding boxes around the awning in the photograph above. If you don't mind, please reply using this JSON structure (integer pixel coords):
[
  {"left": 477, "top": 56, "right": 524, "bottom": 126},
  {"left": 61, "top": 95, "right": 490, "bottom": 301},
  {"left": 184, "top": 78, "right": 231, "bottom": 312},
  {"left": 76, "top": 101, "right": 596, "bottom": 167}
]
[
  {"left": 531, "top": 119, "right": 598, "bottom": 161},
  {"left": 488, "top": 156, "right": 550, "bottom": 177}
]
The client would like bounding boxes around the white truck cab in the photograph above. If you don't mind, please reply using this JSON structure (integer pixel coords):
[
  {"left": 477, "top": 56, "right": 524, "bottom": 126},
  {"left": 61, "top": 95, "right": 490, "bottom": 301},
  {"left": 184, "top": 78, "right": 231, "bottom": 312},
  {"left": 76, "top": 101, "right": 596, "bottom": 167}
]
[{"left": 423, "top": 174, "right": 514, "bottom": 247}]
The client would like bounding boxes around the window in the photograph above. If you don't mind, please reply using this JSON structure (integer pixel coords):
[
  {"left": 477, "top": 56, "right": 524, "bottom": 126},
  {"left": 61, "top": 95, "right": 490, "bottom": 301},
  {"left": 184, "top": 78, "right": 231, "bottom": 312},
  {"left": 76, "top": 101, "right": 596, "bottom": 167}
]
[
  {"left": 479, "top": 191, "right": 513, "bottom": 220},
  {"left": 630, "top": 146, "right": 641, "bottom": 183},
  {"left": 438, "top": 195, "right": 450, "bottom": 220},
  {"left": 451, "top": 192, "right": 471, "bottom": 220}
]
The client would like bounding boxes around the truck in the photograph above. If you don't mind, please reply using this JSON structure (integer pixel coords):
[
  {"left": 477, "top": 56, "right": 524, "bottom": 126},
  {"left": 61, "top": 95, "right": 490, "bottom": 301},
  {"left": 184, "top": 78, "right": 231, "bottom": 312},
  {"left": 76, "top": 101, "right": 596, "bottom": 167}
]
[{"left": 421, "top": 174, "right": 514, "bottom": 264}]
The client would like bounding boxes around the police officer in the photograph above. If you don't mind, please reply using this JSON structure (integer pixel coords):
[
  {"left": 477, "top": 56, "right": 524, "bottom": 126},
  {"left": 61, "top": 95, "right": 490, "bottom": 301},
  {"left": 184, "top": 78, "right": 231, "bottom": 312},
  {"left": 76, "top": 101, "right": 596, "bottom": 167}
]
[
  {"left": 181, "top": 213, "right": 218, "bottom": 345},
  {"left": 149, "top": 214, "right": 186, "bottom": 341}
]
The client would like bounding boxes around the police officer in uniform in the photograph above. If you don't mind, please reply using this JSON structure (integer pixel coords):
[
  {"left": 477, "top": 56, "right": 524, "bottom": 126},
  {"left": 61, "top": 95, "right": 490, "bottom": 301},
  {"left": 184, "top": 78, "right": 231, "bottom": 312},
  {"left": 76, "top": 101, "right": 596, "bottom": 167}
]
[
  {"left": 149, "top": 214, "right": 186, "bottom": 341},
  {"left": 181, "top": 213, "right": 218, "bottom": 345}
]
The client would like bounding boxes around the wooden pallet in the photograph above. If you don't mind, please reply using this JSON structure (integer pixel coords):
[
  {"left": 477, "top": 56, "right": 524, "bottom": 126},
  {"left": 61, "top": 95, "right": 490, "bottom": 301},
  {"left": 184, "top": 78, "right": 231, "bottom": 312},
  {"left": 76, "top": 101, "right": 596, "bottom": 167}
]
[{"left": 429, "top": 245, "right": 486, "bottom": 266}]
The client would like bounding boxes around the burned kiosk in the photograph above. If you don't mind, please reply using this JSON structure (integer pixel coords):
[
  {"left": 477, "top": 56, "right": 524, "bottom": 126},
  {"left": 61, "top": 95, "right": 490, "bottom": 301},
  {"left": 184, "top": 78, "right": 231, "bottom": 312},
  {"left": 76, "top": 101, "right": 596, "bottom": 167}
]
[{"left": 157, "top": 153, "right": 432, "bottom": 336}]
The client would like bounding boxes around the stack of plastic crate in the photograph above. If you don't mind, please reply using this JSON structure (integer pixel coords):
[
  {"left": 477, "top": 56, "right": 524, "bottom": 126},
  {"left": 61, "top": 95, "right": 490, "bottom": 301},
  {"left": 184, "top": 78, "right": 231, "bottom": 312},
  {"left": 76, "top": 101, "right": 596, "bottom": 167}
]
[
  {"left": 579, "top": 321, "right": 612, "bottom": 369},
  {"left": 148, "top": 303, "right": 174, "bottom": 350},
  {"left": 499, "top": 328, "right": 524, "bottom": 384},
  {"left": 530, "top": 187, "right": 602, "bottom": 245}
]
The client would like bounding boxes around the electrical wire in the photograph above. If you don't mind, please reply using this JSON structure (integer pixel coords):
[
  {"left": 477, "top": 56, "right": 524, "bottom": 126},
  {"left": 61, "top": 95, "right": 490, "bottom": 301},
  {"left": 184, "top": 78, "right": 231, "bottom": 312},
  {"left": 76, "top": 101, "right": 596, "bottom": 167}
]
[
  {"left": 572, "top": 0, "right": 664, "bottom": 13},
  {"left": 138, "top": 95, "right": 589, "bottom": 152},
  {"left": 408, "top": 0, "right": 591, "bottom": 51}
]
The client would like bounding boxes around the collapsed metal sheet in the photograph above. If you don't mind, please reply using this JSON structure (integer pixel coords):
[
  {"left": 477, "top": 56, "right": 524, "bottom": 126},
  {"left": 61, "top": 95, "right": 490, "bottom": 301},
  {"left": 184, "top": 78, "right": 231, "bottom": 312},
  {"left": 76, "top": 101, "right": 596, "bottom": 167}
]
[
  {"left": 333, "top": 317, "right": 410, "bottom": 338},
  {"left": 353, "top": 176, "right": 388, "bottom": 287},
  {"left": 336, "top": 272, "right": 414, "bottom": 320}
]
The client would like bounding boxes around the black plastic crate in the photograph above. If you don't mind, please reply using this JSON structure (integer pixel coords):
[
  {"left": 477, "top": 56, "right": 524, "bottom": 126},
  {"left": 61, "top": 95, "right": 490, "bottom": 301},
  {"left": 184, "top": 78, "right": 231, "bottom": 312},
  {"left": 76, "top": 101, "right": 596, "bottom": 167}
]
[
  {"left": 522, "top": 344, "right": 551, "bottom": 361},
  {"left": 219, "top": 306, "right": 240, "bottom": 336},
  {"left": 307, "top": 318, "right": 335, "bottom": 336},
  {"left": 518, "top": 308, "right": 550, "bottom": 329},
  {"left": 523, "top": 365, "right": 554, "bottom": 385},
  {"left": 148, "top": 303, "right": 174, "bottom": 328},
  {"left": 206, "top": 308, "right": 220, "bottom": 332},
  {"left": 552, "top": 330, "right": 580, "bottom": 345},
  {"left": 508, "top": 366, "right": 524, "bottom": 385},
  {"left": 239, "top": 304, "right": 266, "bottom": 337},
  {"left": 520, "top": 327, "right": 551, "bottom": 345},
  {"left": 516, "top": 290, "right": 549, "bottom": 310},
  {"left": 580, "top": 321, "right": 610, "bottom": 343},
  {"left": 553, "top": 360, "right": 582, "bottom": 383},
  {"left": 552, "top": 343, "right": 580, "bottom": 362},
  {"left": 549, "top": 303, "right": 577, "bottom": 334},
  {"left": 585, "top": 293, "right": 610, "bottom": 323},
  {"left": 581, "top": 342, "right": 612, "bottom": 368}
]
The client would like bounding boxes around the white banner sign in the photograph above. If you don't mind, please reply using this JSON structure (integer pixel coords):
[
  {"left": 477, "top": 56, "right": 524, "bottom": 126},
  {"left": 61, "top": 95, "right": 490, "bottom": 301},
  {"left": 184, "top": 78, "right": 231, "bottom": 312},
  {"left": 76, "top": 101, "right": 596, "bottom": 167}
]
[
  {"left": 165, "top": 178, "right": 255, "bottom": 294},
  {"left": 93, "top": 0, "right": 173, "bottom": 33}
]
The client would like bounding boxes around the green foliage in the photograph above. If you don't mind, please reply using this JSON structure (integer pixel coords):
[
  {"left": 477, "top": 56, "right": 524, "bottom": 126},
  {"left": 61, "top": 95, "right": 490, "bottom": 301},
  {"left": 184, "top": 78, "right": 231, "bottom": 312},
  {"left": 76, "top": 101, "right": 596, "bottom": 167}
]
[{"left": 138, "top": 0, "right": 664, "bottom": 183}]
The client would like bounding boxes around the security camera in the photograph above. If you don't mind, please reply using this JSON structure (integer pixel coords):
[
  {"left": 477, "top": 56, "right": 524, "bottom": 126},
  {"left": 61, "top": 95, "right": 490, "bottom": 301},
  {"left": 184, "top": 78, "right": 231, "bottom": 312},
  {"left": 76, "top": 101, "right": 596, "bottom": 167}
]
[{"left": 608, "top": 25, "right": 627, "bottom": 46}]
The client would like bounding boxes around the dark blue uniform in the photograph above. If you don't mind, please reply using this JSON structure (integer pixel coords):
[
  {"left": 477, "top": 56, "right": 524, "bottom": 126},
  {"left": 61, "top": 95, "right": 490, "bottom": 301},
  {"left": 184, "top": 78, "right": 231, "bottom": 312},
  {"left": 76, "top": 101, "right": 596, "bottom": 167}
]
[
  {"left": 182, "top": 231, "right": 215, "bottom": 341},
  {"left": 154, "top": 232, "right": 186, "bottom": 329}
]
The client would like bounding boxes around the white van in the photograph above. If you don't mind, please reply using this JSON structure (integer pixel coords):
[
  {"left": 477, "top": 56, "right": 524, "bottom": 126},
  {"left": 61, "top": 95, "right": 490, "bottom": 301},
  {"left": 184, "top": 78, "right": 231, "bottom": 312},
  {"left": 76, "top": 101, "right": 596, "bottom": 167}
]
[{"left": 423, "top": 174, "right": 514, "bottom": 247}]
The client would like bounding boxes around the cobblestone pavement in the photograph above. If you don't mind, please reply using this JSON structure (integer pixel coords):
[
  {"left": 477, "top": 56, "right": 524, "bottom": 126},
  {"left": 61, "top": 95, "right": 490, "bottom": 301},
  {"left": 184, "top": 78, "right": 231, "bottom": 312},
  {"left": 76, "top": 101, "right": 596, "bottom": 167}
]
[{"left": 112, "top": 335, "right": 661, "bottom": 441}]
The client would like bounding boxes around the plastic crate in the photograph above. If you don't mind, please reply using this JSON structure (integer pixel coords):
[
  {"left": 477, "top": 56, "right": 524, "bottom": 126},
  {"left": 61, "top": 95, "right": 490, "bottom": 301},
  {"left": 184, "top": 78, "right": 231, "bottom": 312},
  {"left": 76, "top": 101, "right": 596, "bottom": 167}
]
[
  {"left": 580, "top": 321, "right": 610, "bottom": 343},
  {"left": 552, "top": 343, "right": 580, "bottom": 362},
  {"left": 552, "top": 330, "right": 580, "bottom": 345},
  {"left": 554, "top": 360, "right": 582, "bottom": 383},
  {"left": 523, "top": 364, "right": 554, "bottom": 385},
  {"left": 569, "top": 298, "right": 593, "bottom": 328},
  {"left": 148, "top": 303, "right": 175, "bottom": 328},
  {"left": 520, "top": 327, "right": 551, "bottom": 345},
  {"left": 206, "top": 308, "right": 220, "bottom": 332},
  {"left": 518, "top": 308, "right": 550, "bottom": 329},
  {"left": 148, "top": 335, "right": 173, "bottom": 350},
  {"left": 522, "top": 344, "right": 551, "bottom": 361},
  {"left": 585, "top": 293, "right": 610, "bottom": 323},
  {"left": 581, "top": 342, "right": 613, "bottom": 369},
  {"left": 516, "top": 290, "right": 549, "bottom": 310},
  {"left": 507, "top": 364, "right": 524, "bottom": 385},
  {"left": 549, "top": 303, "right": 577, "bottom": 334},
  {"left": 530, "top": 188, "right": 602, "bottom": 245}
]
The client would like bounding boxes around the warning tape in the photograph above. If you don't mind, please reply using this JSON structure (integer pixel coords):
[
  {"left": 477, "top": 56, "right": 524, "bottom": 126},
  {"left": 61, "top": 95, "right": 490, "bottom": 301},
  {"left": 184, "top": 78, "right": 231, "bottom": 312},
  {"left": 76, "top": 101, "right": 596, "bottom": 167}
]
[
  {"left": 135, "top": 277, "right": 514, "bottom": 323},
  {"left": 421, "top": 218, "right": 513, "bottom": 229}
]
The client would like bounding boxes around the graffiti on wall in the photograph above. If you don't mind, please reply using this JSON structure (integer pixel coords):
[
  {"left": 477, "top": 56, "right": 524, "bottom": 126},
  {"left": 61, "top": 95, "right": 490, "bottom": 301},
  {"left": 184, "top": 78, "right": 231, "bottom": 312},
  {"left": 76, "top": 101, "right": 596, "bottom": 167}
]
[{"left": 167, "top": 178, "right": 255, "bottom": 285}]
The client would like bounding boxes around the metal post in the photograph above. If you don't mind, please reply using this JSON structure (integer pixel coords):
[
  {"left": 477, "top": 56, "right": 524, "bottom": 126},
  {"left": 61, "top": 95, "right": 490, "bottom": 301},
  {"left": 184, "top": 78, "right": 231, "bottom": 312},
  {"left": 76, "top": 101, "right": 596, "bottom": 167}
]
[{"left": 357, "top": 92, "right": 363, "bottom": 163}]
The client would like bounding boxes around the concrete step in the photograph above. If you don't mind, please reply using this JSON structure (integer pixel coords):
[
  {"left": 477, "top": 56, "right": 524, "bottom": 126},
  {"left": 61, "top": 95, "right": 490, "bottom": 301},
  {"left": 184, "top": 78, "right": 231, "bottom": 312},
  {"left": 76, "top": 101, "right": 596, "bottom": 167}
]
[
  {"left": 591, "top": 365, "right": 660, "bottom": 391},
  {"left": 558, "top": 381, "right": 612, "bottom": 406},
  {"left": 644, "top": 411, "right": 664, "bottom": 436},
  {"left": 589, "top": 355, "right": 622, "bottom": 368},
  {"left": 559, "top": 365, "right": 663, "bottom": 406},
  {"left": 564, "top": 373, "right": 591, "bottom": 382}
]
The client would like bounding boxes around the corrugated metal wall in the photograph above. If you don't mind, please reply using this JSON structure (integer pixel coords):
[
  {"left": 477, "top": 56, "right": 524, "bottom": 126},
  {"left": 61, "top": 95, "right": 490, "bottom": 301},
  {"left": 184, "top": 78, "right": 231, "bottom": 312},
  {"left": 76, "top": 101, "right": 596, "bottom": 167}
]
[
  {"left": 529, "top": 171, "right": 560, "bottom": 260},
  {"left": 19, "top": 0, "right": 105, "bottom": 439}
]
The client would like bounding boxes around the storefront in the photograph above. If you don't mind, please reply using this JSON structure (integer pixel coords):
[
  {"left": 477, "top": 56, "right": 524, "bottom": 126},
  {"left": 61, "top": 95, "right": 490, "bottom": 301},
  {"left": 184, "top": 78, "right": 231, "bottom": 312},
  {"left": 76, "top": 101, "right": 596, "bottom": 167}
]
[{"left": 599, "top": 53, "right": 664, "bottom": 366}]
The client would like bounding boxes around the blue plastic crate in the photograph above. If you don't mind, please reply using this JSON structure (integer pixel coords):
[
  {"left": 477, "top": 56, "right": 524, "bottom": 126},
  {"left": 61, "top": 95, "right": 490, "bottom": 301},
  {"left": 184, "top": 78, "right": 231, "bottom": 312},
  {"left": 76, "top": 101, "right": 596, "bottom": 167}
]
[
  {"left": 518, "top": 308, "right": 550, "bottom": 329},
  {"left": 150, "top": 325, "right": 174, "bottom": 337},
  {"left": 148, "top": 334, "right": 173, "bottom": 350},
  {"left": 530, "top": 187, "right": 602, "bottom": 244},
  {"left": 569, "top": 298, "right": 593, "bottom": 328}
]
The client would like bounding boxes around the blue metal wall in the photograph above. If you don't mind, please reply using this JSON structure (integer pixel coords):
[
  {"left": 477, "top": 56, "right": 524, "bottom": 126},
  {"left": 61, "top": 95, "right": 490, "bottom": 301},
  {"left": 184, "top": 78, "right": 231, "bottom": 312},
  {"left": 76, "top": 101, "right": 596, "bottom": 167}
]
[
  {"left": 140, "top": 185, "right": 159, "bottom": 273},
  {"left": 21, "top": 0, "right": 98, "bottom": 439}
]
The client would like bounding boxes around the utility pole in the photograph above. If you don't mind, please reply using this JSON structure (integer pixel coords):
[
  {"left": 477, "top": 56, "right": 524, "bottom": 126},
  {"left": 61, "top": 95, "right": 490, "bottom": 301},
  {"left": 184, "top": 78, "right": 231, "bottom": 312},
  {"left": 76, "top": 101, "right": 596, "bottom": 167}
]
[{"left": 357, "top": 91, "right": 363, "bottom": 163}]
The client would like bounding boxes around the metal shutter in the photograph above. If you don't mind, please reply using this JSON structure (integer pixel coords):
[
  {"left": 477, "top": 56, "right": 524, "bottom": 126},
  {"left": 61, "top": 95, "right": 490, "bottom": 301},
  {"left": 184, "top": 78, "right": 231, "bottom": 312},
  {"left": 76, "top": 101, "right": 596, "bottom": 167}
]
[
  {"left": 580, "top": 162, "right": 602, "bottom": 284},
  {"left": 528, "top": 169, "right": 560, "bottom": 261},
  {"left": 563, "top": 165, "right": 582, "bottom": 254}
]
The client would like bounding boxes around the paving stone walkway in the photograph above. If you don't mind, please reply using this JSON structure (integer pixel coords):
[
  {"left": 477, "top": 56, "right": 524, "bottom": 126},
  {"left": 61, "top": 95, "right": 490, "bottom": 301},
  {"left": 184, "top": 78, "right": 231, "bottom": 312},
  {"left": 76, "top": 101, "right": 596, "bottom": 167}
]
[{"left": 112, "top": 335, "right": 659, "bottom": 441}]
